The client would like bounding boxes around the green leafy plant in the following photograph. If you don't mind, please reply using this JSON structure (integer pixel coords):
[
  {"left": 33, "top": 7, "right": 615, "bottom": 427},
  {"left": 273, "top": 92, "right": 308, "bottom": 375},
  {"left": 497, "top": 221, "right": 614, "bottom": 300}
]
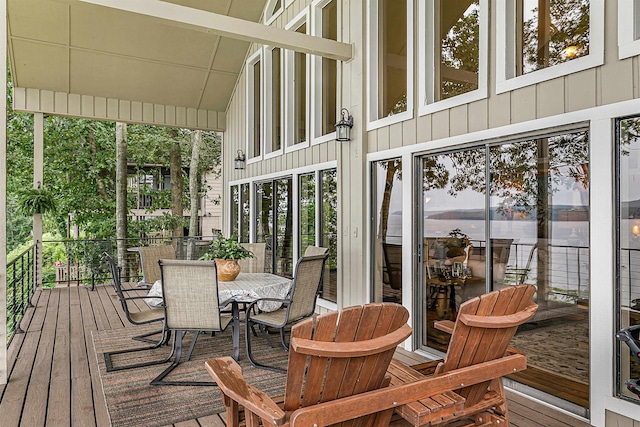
[
  {"left": 200, "top": 236, "right": 254, "bottom": 260},
  {"left": 16, "top": 186, "right": 57, "bottom": 215}
]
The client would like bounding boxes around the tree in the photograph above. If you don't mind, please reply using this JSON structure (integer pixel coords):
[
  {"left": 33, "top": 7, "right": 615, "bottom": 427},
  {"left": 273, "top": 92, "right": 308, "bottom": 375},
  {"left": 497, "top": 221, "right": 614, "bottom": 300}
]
[
  {"left": 115, "top": 122, "right": 128, "bottom": 266},
  {"left": 189, "top": 130, "right": 202, "bottom": 237}
]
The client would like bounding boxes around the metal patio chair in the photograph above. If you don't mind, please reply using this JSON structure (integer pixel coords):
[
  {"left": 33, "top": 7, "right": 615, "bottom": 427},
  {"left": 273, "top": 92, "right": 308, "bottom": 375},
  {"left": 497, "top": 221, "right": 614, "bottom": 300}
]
[
  {"left": 150, "top": 259, "right": 238, "bottom": 386},
  {"left": 244, "top": 253, "right": 329, "bottom": 372},
  {"left": 102, "top": 252, "right": 169, "bottom": 372}
]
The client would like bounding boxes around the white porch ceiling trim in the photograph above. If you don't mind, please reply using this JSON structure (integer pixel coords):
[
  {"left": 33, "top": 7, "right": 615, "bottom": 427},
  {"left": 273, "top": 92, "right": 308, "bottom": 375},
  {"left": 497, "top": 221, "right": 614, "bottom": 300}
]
[
  {"left": 73, "top": 0, "right": 353, "bottom": 61},
  {"left": 13, "top": 87, "right": 226, "bottom": 131}
]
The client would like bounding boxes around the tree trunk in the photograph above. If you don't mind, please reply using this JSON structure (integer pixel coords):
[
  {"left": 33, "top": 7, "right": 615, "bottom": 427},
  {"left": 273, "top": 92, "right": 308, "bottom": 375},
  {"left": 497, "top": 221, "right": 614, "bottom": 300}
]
[
  {"left": 188, "top": 130, "right": 201, "bottom": 237},
  {"left": 169, "top": 129, "right": 184, "bottom": 239},
  {"left": 115, "top": 122, "right": 128, "bottom": 269}
]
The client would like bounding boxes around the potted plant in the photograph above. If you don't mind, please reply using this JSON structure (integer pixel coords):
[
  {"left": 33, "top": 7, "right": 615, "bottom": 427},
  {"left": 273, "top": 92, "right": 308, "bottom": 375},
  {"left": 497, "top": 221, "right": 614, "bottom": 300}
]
[{"left": 201, "top": 236, "right": 254, "bottom": 281}]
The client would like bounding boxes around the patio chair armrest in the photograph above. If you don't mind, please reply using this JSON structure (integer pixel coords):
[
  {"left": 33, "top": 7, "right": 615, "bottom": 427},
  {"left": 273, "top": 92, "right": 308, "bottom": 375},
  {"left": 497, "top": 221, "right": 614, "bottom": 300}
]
[
  {"left": 246, "top": 297, "right": 290, "bottom": 314},
  {"left": 205, "top": 357, "right": 285, "bottom": 425},
  {"left": 123, "top": 295, "right": 162, "bottom": 302}
]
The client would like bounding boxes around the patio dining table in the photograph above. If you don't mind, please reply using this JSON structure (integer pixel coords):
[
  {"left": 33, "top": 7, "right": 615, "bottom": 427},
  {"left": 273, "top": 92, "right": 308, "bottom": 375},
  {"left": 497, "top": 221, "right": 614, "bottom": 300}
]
[{"left": 145, "top": 272, "right": 293, "bottom": 313}]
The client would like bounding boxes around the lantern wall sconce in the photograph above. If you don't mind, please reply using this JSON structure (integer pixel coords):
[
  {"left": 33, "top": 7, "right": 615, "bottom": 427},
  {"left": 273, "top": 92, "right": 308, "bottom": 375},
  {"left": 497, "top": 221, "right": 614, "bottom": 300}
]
[
  {"left": 234, "top": 150, "right": 246, "bottom": 170},
  {"left": 335, "top": 108, "right": 353, "bottom": 142}
]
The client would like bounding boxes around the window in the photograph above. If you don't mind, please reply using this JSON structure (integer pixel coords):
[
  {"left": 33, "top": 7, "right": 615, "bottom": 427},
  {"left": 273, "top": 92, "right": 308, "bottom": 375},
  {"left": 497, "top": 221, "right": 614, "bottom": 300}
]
[
  {"left": 618, "top": 0, "right": 640, "bottom": 59},
  {"left": 496, "top": 0, "right": 604, "bottom": 93},
  {"left": 372, "top": 159, "right": 403, "bottom": 304},
  {"left": 617, "top": 116, "right": 640, "bottom": 404},
  {"left": 285, "top": 11, "right": 310, "bottom": 149},
  {"left": 419, "top": 0, "right": 488, "bottom": 115},
  {"left": 299, "top": 174, "right": 316, "bottom": 256},
  {"left": 246, "top": 51, "right": 262, "bottom": 159},
  {"left": 319, "top": 168, "right": 337, "bottom": 303},
  {"left": 312, "top": 0, "right": 338, "bottom": 142},
  {"left": 294, "top": 24, "right": 307, "bottom": 145},
  {"left": 368, "top": 0, "right": 413, "bottom": 129},
  {"left": 229, "top": 183, "right": 251, "bottom": 242},
  {"left": 267, "top": 47, "right": 283, "bottom": 155},
  {"left": 265, "top": 0, "right": 283, "bottom": 24}
]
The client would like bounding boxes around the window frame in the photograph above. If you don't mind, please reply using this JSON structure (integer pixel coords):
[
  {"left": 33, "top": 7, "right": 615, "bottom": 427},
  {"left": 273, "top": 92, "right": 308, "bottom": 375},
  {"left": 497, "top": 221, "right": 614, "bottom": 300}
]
[
  {"left": 418, "top": 0, "right": 488, "bottom": 116},
  {"left": 311, "top": 0, "right": 340, "bottom": 145},
  {"left": 246, "top": 49, "right": 263, "bottom": 163},
  {"left": 366, "top": 0, "right": 414, "bottom": 131},
  {"left": 495, "top": 0, "right": 604, "bottom": 94},
  {"left": 284, "top": 9, "right": 311, "bottom": 152},
  {"left": 619, "top": 0, "right": 640, "bottom": 59},
  {"left": 264, "top": 45, "right": 284, "bottom": 159},
  {"left": 264, "top": 0, "right": 284, "bottom": 25}
]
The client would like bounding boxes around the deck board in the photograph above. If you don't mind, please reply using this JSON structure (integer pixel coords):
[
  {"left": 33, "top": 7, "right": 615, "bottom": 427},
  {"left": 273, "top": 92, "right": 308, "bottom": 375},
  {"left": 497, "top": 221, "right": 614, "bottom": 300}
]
[{"left": 0, "top": 284, "right": 593, "bottom": 427}]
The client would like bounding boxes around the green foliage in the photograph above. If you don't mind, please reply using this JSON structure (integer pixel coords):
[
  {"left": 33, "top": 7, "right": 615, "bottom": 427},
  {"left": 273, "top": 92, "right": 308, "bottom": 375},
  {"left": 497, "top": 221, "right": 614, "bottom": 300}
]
[
  {"left": 201, "top": 236, "right": 254, "bottom": 260},
  {"left": 16, "top": 186, "right": 57, "bottom": 215}
]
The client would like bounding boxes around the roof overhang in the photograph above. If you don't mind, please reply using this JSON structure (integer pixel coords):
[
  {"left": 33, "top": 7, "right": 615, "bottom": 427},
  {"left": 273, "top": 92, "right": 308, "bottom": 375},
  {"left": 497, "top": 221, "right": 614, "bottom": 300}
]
[{"left": 8, "top": 0, "right": 352, "bottom": 131}]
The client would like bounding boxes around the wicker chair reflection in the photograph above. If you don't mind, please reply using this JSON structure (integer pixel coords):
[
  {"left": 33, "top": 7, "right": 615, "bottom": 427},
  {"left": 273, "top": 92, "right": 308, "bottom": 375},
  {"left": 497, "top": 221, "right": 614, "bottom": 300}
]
[
  {"left": 245, "top": 253, "right": 329, "bottom": 372},
  {"left": 102, "top": 252, "right": 169, "bottom": 373},
  {"left": 151, "top": 259, "right": 238, "bottom": 386},
  {"left": 134, "top": 245, "right": 176, "bottom": 287}
]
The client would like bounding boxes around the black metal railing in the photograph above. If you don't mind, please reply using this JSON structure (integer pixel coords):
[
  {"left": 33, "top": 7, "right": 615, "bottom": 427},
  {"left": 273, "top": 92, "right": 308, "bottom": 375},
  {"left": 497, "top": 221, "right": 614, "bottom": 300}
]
[
  {"left": 41, "top": 236, "right": 216, "bottom": 290},
  {"left": 6, "top": 244, "right": 35, "bottom": 345}
]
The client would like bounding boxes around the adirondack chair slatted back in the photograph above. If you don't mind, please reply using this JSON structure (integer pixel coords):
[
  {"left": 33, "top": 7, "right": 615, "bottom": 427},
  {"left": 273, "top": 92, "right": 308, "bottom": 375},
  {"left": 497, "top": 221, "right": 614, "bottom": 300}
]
[
  {"left": 283, "top": 303, "right": 411, "bottom": 425},
  {"left": 437, "top": 284, "right": 537, "bottom": 408}
]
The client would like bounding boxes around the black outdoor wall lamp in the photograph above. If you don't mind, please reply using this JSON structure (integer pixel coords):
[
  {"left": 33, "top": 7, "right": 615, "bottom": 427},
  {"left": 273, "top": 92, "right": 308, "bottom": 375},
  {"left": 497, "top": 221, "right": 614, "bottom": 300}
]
[
  {"left": 335, "top": 108, "right": 353, "bottom": 142},
  {"left": 234, "top": 150, "right": 246, "bottom": 170}
]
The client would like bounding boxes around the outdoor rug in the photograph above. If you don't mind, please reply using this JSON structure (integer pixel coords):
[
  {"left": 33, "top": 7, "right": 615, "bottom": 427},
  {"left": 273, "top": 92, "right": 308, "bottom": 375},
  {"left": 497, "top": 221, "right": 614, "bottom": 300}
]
[{"left": 93, "top": 324, "right": 288, "bottom": 427}]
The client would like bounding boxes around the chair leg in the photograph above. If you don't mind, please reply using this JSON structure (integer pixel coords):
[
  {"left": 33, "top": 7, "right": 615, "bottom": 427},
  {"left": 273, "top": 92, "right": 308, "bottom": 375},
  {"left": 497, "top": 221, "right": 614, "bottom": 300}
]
[
  {"left": 104, "top": 328, "right": 172, "bottom": 373},
  {"left": 150, "top": 330, "right": 218, "bottom": 386},
  {"left": 132, "top": 327, "right": 166, "bottom": 345},
  {"left": 245, "top": 321, "right": 286, "bottom": 373}
]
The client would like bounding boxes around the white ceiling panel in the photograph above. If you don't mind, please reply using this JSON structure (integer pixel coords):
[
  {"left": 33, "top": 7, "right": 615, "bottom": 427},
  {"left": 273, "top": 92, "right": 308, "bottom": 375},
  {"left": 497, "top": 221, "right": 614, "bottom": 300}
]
[
  {"left": 199, "top": 72, "right": 240, "bottom": 111},
  {"left": 70, "top": 2, "right": 217, "bottom": 69},
  {"left": 70, "top": 50, "right": 207, "bottom": 108},
  {"left": 8, "top": 0, "right": 69, "bottom": 45},
  {"left": 11, "top": 40, "right": 69, "bottom": 92}
]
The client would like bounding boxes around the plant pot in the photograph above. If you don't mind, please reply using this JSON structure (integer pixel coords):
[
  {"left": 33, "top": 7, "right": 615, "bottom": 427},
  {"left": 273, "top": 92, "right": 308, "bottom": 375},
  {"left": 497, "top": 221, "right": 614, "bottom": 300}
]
[{"left": 216, "top": 258, "right": 241, "bottom": 282}]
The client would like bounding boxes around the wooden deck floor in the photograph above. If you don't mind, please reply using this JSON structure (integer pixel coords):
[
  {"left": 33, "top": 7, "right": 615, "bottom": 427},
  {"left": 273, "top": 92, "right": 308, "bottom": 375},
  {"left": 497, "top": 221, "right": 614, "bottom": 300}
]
[{"left": 0, "top": 284, "right": 593, "bottom": 427}]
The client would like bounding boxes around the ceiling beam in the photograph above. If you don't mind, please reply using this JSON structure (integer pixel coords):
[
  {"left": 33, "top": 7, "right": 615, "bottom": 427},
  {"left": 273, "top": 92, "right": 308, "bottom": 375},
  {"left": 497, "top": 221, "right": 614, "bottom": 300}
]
[{"left": 74, "top": 0, "right": 353, "bottom": 61}]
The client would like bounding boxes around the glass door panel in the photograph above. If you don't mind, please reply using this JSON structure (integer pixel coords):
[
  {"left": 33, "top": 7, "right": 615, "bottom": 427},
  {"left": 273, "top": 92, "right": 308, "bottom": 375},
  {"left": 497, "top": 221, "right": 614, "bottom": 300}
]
[
  {"left": 275, "top": 178, "right": 293, "bottom": 277},
  {"left": 320, "top": 169, "right": 338, "bottom": 302},
  {"left": 372, "top": 159, "right": 403, "bottom": 304},
  {"left": 420, "top": 149, "right": 486, "bottom": 351},
  {"left": 617, "top": 117, "right": 640, "bottom": 404},
  {"left": 255, "top": 181, "right": 273, "bottom": 273},
  {"left": 489, "top": 132, "right": 590, "bottom": 410}
]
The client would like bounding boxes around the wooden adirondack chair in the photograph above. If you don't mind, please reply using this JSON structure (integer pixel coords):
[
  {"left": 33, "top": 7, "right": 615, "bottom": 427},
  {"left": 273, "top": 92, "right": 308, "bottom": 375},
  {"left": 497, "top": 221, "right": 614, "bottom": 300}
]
[
  {"left": 205, "top": 303, "right": 413, "bottom": 427},
  {"left": 387, "top": 284, "right": 538, "bottom": 426}
]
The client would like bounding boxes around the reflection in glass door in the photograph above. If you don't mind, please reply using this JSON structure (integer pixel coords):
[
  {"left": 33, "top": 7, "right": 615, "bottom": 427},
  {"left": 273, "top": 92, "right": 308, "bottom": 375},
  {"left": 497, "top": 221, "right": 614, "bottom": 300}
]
[
  {"left": 372, "top": 159, "right": 403, "bottom": 304},
  {"left": 255, "top": 178, "right": 293, "bottom": 277},
  {"left": 418, "top": 130, "right": 590, "bottom": 413},
  {"left": 421, "top": 149, "right": 486, "bottom": 350}
]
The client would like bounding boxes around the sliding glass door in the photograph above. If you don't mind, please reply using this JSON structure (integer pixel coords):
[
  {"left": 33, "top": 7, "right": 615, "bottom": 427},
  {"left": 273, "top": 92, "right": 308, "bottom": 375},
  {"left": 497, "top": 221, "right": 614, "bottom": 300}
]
[{"left": 418, "top": 129, "right": 590, "bottom": 411}]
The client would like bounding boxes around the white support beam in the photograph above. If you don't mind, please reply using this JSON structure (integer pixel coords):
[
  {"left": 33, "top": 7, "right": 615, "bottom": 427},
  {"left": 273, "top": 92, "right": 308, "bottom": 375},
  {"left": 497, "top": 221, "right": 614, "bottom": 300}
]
[
  {"left": 0, "top": 0, "right": 7, "bottom": 386},
  {"left": 33, "top": 113, "right": 44, "bottom": 287},
  {"left": 76, "top": 0, "right": 353, "bottom": 61}
]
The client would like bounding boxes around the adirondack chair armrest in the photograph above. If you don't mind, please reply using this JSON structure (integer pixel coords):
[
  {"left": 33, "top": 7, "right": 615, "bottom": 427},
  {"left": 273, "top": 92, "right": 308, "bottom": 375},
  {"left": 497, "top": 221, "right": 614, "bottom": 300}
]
[
  {"left": 289, "top": 354, "right": 527, "bottom": 427},
  {"left": 433, "top": 320, "right": 454, "bottom": 334},
  {"left": 458, "top": 303, "right": 537, "bottom": 328},
  {"left": 205, "top": 357, "right": 286, "bottom": 425},
  {"left": 291, "top": 324, "right": 412, "bottom": 358}
]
